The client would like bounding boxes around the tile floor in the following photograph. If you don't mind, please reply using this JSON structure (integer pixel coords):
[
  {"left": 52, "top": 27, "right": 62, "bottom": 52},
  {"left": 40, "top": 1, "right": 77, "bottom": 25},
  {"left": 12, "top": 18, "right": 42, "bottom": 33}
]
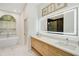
[{"left": 0, "top": 44, "right": 37, "bottom": 56}]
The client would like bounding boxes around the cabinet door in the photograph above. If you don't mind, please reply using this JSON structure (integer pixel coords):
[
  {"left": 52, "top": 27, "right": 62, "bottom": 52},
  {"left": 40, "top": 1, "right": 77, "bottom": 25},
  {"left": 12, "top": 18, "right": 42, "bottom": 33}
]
[
  {"left": 32, "top": 38, "right": 42, "bottom": 51},
  {"left": 38, "top": 41, "right": 49, "bottom": 56}
]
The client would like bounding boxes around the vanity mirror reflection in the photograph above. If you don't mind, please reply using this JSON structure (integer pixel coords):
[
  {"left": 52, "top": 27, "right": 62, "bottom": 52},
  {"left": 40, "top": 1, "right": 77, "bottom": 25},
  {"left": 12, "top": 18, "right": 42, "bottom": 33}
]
[{"left": 39, "top": 8, "right": 78, "bottom": 35}]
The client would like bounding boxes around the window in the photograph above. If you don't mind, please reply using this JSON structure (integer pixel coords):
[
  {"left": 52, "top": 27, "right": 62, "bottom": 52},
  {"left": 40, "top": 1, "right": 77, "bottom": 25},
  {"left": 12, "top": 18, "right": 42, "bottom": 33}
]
[{"left": 0, "top": 15, "right": 16, "bottom": 37}]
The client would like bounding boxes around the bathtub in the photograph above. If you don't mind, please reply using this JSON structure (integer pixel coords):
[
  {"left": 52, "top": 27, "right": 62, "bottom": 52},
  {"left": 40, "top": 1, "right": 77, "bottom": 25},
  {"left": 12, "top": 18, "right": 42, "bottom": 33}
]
[{"left": 0, "top": 35, "right": 19, "bottom": 48}]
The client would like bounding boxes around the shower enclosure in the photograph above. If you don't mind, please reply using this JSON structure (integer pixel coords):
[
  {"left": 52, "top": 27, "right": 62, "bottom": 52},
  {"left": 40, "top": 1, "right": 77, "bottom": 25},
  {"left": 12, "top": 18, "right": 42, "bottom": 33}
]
[
  {"left": 0, "top": 15, "right": 18, "bottom": 48},
  {"left": 0, "top": 15, "right": 16, "bottom": 37}
]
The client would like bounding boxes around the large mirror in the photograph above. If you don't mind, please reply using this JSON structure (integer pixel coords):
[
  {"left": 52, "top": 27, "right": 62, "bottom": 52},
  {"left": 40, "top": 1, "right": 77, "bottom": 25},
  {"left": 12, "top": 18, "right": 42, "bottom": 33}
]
[{"left": 39, "top": 8, "right": 78, "bottom": 35}]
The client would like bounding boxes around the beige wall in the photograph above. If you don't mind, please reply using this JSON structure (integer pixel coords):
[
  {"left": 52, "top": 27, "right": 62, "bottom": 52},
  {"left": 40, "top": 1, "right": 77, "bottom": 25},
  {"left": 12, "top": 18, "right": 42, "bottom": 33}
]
[
  {"left": 24, "top": 3, "right": 39, "bottom": 51},
  {"left": 19, "top": 4, "right": 27, "bottom": 45}
]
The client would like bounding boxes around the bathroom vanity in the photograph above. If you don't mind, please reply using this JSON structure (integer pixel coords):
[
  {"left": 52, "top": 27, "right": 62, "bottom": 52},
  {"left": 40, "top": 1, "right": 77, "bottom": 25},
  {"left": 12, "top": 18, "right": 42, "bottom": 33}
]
[
  {"left": 31, "top": 6, "right": 79, "bottom": 56},
  {"left": 31, "top": 35, "right": 75, "bottom": 56}
]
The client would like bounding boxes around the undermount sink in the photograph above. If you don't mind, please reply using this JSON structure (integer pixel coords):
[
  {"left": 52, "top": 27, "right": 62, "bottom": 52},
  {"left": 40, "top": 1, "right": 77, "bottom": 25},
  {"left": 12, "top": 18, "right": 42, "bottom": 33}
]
[{"left": 56, "top": 42, "right": 77, "bottom": 50}]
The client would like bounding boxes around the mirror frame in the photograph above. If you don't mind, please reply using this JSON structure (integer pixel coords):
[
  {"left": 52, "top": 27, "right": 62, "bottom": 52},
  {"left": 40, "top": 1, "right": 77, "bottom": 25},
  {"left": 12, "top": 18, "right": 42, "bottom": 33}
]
[{"left": 39, "top": 7, "right": 78, "bottom": 36}]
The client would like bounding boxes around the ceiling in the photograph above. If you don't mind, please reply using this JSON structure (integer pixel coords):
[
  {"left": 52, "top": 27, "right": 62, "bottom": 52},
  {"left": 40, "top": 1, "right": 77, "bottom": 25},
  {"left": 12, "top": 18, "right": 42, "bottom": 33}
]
[{"left": 0, "top": 3, "right": 26, "bottom": 14}]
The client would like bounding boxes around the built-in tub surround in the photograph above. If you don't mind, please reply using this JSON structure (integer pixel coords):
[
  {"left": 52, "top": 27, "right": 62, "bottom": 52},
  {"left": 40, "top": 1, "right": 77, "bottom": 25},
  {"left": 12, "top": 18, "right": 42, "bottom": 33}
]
[
  {"left": 0, "top": 36, "right": 19, "bottom": 48},
  {"left": 32, "top": 35, "right": 79, "bottom": 55}
]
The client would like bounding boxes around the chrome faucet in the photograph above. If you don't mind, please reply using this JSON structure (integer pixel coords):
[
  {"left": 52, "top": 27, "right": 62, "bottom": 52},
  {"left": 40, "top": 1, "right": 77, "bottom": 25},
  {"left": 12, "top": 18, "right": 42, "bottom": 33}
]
[{"left": 65, "top": 38, "right": 69, "bottom": 44}]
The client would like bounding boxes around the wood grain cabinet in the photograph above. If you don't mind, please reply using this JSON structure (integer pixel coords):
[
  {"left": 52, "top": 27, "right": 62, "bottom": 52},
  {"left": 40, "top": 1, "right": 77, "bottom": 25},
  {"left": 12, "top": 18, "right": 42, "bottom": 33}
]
[{"left": 31, "top": 37, "right": 74, "bottom": 56}]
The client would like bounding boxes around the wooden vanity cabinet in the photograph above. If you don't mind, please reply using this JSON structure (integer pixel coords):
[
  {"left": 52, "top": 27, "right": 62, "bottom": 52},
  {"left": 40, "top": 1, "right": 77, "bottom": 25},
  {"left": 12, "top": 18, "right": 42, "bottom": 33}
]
[{"left": 31, "top": 37, "right": 74, "bottom": 56}]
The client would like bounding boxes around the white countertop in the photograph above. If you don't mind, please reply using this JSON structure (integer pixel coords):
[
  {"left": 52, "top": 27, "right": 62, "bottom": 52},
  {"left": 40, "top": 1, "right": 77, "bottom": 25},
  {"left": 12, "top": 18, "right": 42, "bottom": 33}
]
[{"left": 31, "top": 35, "right": 79, "bottom": 56}]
